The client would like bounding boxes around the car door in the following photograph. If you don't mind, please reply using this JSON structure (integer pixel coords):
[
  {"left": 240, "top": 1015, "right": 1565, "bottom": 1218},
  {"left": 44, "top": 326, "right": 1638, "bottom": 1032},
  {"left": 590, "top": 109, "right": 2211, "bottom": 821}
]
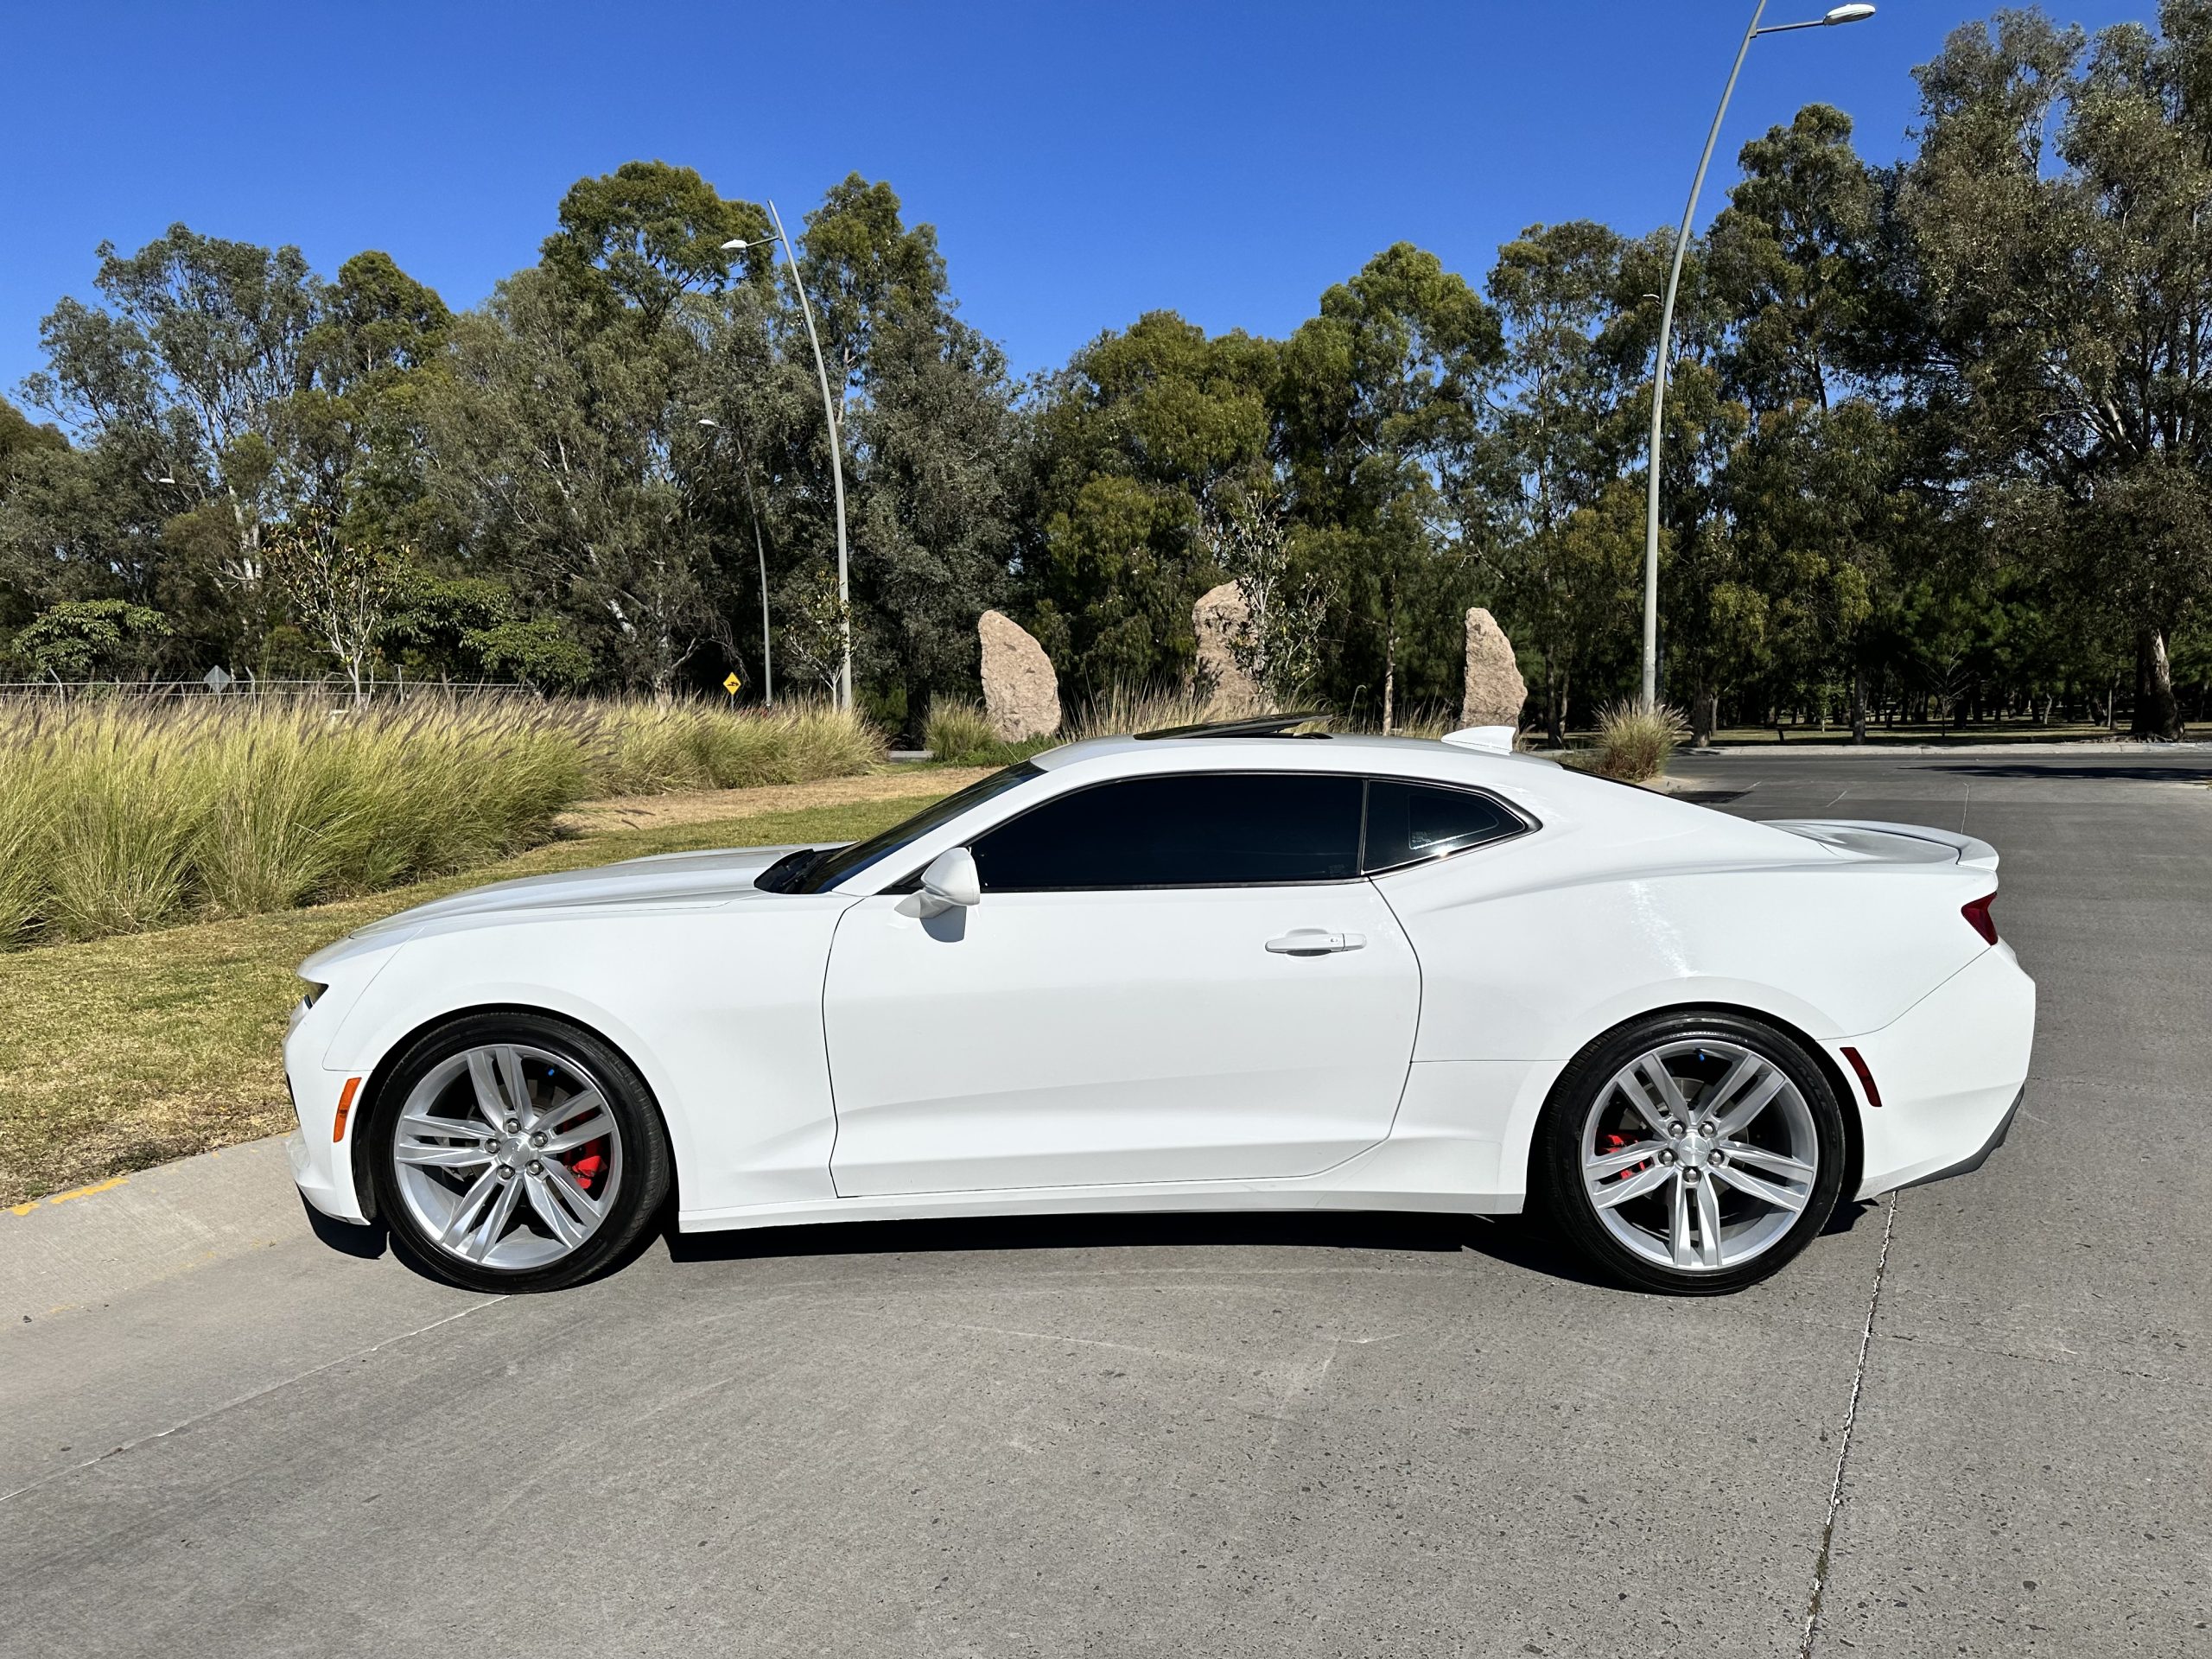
[{"left": 822, "top": 770, "right": 1421, "bottom": 1197}]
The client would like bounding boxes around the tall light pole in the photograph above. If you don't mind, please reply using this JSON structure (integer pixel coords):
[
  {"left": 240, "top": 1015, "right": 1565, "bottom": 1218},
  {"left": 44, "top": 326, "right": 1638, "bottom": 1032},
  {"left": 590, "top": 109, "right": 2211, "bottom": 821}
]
[
  {"left": 724, "top": 201, "right": 851, "bottom": 712},
  {"left": 1640, "top": 2, "right": 1875, "bottom": 710}
]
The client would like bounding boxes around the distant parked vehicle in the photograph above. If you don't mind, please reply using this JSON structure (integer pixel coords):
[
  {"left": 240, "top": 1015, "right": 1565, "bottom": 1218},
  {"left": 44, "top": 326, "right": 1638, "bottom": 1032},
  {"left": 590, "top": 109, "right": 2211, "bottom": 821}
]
[{"left": 285, "top": 716, "right": 2033, "bottom": 1295}]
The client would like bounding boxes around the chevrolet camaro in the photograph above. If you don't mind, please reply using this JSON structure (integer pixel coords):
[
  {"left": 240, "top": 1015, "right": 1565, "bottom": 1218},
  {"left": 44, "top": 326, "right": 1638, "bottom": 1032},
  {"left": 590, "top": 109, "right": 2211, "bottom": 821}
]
[{"left": 285, "top": 718, "right": 2034, "bottom": 1295}]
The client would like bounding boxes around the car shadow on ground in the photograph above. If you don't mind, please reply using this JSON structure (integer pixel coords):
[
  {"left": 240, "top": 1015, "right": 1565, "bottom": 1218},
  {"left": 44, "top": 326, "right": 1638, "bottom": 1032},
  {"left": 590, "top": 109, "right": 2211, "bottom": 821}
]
[
  {"left": 658, "top": 1206, "right": 1624, "bottom": 1290},
  {"left": 300, "top": 1194, "right": 388, "bottom": 1260},
  {"left": 302, "top": 1192, "right": 1876, "bottom": 1296}
]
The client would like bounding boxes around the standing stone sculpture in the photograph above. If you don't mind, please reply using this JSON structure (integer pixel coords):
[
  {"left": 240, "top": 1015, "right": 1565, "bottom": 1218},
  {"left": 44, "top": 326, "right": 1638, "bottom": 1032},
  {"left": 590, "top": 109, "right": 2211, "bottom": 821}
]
[
  {"left": 1192, "top": 581, "right": 1264, "bottom": 714},
  {"left": 1460, "top": 607, "right": 1528, "bottom": 729},
  {"left": 977, "top": 610, "right": 1060, "bottom": 741}
]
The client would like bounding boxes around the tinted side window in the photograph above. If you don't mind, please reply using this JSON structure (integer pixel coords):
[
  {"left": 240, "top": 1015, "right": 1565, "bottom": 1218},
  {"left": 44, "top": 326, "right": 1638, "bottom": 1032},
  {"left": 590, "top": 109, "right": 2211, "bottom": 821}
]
[
  {"left": 1361, "top": 781, "right": 1522, "bottom": 873},
  {"left": 972, "top": 773, "right": 1364, "bottom": 891}
]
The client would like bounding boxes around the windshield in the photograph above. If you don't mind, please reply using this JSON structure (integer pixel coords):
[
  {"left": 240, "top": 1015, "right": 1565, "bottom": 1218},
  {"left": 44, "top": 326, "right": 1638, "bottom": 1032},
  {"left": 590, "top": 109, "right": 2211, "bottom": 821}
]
[{"left": 757, "top": 762, "right": 1044, "bottom": 894}]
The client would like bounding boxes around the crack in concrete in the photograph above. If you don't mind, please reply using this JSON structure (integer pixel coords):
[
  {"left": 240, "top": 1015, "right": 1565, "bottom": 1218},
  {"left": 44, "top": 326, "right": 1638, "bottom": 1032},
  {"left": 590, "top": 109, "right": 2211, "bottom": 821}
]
[
  {"left": 1875, "top": 1327, "right": 2206, "bottom": 1390},
  {"left": 1799, "top": 1195, "right": 1897, "bottom": 1659},
  {"left": 0, "top": 1295, "right": 506, "bottom": 1508}
]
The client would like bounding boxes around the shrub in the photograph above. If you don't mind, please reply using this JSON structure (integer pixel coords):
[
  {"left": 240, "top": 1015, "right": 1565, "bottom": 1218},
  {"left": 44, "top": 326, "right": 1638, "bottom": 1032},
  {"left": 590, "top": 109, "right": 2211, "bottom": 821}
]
[
  {"left": 923, "top": 698, "right": 1001, "bottom": 764},
  {"left": 1065, "top": 684, "right": 1264, "bottom": 741},
  {"left": 1589, "top": 701, "right": 1688, "bottom": 781},
  {"left": 584, "top": 699, "right": 883, "bottom": 795}
]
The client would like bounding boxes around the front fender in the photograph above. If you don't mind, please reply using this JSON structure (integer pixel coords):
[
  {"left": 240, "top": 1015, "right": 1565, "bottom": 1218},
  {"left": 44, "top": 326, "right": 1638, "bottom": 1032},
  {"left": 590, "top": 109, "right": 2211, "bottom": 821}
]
[{"left": 313, "top": 902, "right": 853, "bottom": 1217}]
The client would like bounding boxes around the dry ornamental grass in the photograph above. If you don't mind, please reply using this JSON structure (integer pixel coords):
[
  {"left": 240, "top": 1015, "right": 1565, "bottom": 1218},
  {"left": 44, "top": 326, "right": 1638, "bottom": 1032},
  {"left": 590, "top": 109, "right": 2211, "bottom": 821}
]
[
  {"left": 0, "top": 785, "right": 950, "bottom": 1205},
  {"left": 0, "top": 696, "right": 881, "bottom": 951}
]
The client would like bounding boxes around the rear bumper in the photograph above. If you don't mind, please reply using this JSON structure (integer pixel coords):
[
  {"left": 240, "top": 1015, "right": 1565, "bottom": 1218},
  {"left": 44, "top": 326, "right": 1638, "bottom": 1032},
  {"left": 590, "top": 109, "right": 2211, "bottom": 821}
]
[
  {"left": 1846, "top": 944, "right": 2036, "bottom": 1200},
  {"left": 1895, "top": 1084, "right": 2024, "bottom": 1191}
]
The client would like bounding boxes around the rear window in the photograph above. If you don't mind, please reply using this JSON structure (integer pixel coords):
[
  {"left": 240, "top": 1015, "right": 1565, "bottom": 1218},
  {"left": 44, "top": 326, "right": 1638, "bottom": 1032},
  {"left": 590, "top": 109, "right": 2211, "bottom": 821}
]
[{"left": 1360, "top": 781, "right": 1525, "bottom": 873}]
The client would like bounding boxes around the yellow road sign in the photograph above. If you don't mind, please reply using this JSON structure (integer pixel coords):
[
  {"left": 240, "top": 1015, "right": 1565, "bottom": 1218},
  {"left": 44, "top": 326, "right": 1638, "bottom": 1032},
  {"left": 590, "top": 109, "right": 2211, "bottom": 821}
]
[{"left": 722, "top": 672, "right": 742, "bottom": 696}]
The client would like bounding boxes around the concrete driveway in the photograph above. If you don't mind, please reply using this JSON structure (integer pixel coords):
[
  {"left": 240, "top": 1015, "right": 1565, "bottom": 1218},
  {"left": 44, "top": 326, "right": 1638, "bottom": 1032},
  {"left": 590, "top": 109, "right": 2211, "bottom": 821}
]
[{"left": 3, "top": 747, "right": 2206, "bottom": 1657}]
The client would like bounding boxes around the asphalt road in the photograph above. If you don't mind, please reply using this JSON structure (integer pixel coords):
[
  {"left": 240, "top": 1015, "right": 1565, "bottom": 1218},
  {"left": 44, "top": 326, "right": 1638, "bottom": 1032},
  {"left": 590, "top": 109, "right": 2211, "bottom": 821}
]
[{"left": 3, "top": 747, "right": 2207, "bottom": 1658}]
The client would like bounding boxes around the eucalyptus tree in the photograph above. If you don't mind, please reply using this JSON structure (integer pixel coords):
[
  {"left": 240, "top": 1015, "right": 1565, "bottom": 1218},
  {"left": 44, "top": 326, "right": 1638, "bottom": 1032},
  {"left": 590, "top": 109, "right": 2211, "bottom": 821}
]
[
  {"left": 1276, "top": 244, "right": 1502, "bottom": 728},
  {"left": 796, "top": 177, "right": 1026, "bottom": 726},
  {"left": 1025, "top": 311, "right": 1278, "bottom": 693},
  {"left": 1484, "top": 220, "right": 1643, "bottom": 739},
  {"left": 1899, "top": 3, "right": 2212, "bottom": 737},
  {"left": 1707, "top": 104, "right": 1909, "bottom": 739},
  {"left": 16, "top": 225, "right": 325, "bottom": 660},
  {"left": 426, "top": 164, "right": 765, "bottom": 692}
]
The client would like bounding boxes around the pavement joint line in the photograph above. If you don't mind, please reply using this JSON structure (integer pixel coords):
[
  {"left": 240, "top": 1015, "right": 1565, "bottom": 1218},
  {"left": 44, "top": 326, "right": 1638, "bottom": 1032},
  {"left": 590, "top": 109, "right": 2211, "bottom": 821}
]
[
  {"left": 1797, "top": 1193, "right": 1897, "bottom": 1659},
  {"left": 0, "top": 1294, "right": 507, "bottom": 1509}
]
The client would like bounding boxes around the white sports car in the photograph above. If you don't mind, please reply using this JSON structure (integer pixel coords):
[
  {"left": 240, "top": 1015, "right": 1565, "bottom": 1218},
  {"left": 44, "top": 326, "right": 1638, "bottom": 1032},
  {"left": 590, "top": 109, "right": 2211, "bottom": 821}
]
[{"left": 285, "top": 718, "right": 2035, "bottom": 1295}]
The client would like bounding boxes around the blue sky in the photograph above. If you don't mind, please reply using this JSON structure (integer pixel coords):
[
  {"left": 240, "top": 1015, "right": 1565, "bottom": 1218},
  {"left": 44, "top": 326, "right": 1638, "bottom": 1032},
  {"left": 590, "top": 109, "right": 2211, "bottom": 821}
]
[{"left": 0, "top": 1, "right": 2152, "bottom": 410}]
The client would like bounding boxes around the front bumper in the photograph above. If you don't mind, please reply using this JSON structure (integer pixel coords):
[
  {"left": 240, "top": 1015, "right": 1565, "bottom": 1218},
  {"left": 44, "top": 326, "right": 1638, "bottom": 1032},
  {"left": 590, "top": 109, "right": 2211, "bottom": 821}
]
[
  {"left": 284, "top": 1027, "right": 371, "bottom": 1224},
  {"left": 1847, "top": 943, "right": 2037, "bottom": 1199}
]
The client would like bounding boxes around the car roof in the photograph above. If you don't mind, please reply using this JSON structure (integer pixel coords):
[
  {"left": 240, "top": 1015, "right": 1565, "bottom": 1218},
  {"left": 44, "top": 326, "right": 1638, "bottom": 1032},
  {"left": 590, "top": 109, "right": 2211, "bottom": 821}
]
[{"left": 1029, "top": 729, "right": 1563, "bottom": 786}]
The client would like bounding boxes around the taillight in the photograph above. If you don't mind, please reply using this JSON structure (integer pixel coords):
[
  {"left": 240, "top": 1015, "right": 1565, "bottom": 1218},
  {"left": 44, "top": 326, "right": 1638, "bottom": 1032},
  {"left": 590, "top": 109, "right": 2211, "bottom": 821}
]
[{"left": 1962, "top": 893, "right": 1998, "bottom": 945}]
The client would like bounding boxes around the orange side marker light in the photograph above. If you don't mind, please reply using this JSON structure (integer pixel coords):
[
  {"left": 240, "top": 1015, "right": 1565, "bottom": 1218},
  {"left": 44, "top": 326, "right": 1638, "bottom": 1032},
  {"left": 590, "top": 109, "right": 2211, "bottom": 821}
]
[{"left": 332, "top": 1077, "right": 363, "bottom": 1142}]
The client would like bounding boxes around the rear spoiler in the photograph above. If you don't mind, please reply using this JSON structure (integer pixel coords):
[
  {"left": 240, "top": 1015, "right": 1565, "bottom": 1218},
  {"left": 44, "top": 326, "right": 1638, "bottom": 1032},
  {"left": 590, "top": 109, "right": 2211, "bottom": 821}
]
[
  {"left": 1766, "top": 819, "right": 1999, "bottom": 873},
  {"left": 1441, "top": 725, "right": 1516, "bottom": 754}
]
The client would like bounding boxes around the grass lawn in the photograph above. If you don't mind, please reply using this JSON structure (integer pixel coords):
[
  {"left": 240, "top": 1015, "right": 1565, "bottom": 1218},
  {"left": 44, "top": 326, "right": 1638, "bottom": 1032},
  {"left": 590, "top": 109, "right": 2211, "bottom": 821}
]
[{"left": 0, "top": 778, "right": 974, "bottom": 1207}]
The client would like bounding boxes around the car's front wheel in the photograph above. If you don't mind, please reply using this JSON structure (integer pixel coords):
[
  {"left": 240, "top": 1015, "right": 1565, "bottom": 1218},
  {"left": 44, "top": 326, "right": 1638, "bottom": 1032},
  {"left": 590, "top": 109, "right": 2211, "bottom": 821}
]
[
  {"left": 1535, "top": 1011, "right": 1847, "bottom": 1294},
  {"left": 367, "top": 1012, "right": 671, "bottom": 1294}
]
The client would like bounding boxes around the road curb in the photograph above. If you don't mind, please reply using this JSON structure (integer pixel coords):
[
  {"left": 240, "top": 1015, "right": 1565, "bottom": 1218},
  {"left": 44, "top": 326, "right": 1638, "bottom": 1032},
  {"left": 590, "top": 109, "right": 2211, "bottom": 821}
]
[{"left": 2, "top": 1136, "right": 305, "bottom": 1323}]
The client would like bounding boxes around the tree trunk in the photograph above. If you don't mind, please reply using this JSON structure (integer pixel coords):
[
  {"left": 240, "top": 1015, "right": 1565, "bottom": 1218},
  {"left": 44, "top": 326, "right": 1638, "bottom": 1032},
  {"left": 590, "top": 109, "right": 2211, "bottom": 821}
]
[
  {"left": 1381, "top": 619, "right": 1396, "bottom": 737},
  {"left": 2134, "top": 625, "right": 2181, "bottom": 740},
  {"left": 1690, "top": 685, "right": 1717, "bottom": 748},
  {"left": 1850, "top": 662, "right": 1867, "bottom": 746}
]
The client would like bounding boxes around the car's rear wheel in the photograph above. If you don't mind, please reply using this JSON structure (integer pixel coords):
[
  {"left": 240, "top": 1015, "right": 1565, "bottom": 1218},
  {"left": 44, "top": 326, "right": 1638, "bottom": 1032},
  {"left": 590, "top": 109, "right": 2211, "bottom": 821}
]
[
  {"left": 1535, "top": 1011, "right": 1847, "bottom": 1294},
  {"left": 368, "top": 1012, "right": 671, "bottom": 1294}
]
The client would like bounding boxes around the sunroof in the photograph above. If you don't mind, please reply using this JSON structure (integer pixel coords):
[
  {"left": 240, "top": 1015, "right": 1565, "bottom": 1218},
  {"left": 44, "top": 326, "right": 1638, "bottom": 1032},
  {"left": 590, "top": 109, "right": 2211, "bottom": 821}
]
[{"left": 1133, "top": 713, "right": 1334, "bottom": 741}]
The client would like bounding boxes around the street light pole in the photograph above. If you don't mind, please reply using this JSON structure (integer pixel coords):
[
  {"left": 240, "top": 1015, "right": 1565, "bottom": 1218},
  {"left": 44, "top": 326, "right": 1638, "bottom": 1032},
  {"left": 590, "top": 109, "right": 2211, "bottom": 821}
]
[
  {"left": 724, "top": 203, "right": 851, "bottom": 712},
  {"left": 1640, "top": 2, "right": 1875, "bottom": 711}
]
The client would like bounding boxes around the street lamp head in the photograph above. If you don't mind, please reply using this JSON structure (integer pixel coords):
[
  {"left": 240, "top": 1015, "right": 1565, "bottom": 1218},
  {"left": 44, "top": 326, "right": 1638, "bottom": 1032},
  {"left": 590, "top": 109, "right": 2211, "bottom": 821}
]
[
  {"left": 721, "top": 235, "right": 776, "bottom": 252},
  {"left": 1822, "top": 3, "right": 1875, "bottom": 22}
]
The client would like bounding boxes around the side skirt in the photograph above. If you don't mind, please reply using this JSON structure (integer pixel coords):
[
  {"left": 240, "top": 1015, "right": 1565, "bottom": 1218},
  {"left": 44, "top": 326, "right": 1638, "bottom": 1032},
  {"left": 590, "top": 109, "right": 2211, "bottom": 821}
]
[{"left": 679, "top": 1181, "right": 1522, "bottom": 1235}]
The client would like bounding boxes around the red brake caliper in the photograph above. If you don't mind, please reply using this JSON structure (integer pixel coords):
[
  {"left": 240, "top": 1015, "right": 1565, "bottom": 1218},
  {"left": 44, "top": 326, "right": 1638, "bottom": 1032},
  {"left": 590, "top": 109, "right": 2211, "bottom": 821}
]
[
  {"left": 566, "top": 1141, "right": 607, "bottom": 1193},
  {"left": 1597, "top": 1130, "right": 1647, "bottom": 1190}
]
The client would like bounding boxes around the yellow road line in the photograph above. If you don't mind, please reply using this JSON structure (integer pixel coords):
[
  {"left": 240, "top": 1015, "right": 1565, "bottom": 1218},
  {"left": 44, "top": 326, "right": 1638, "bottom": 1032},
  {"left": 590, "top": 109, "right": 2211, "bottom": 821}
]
[{"left": 10, "top": 1174, "right": 130, "bottom": 1216}]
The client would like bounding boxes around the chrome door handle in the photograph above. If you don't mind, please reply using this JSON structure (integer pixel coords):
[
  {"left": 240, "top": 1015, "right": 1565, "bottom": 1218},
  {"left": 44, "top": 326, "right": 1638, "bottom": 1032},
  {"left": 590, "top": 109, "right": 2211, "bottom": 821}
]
[{"left": 1265, "top": 929, "right": 1366, "bottom": 955}]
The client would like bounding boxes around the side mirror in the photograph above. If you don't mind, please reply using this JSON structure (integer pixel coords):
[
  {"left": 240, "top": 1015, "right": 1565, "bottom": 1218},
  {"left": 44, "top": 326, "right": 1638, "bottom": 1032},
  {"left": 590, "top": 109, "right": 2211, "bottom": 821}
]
[{"left": 916, "top": 846, "right": 980, "bottom": 918}]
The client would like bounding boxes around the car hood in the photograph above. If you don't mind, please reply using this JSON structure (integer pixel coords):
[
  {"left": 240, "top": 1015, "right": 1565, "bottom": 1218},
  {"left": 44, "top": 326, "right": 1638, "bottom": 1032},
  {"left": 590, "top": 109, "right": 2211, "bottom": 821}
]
[{"left": 347, "top": 843, "right": 840, "bottom": 938}]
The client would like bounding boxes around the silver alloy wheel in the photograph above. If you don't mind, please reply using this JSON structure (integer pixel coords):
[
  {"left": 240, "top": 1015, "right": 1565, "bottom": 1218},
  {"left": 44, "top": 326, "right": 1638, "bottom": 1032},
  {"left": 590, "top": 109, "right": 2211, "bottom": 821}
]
[
  {"left": 391, "top": 1043, "right": 623, "bottom": 1272},
  {"left": 1580, "top": 1039, "right": 1818, "bottom": 1273}
]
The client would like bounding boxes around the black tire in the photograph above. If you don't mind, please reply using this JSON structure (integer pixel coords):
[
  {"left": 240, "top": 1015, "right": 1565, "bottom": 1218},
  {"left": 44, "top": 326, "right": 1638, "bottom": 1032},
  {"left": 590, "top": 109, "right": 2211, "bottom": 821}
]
[
  {"left": 367, "top": 1011, "right": 672, "bottom": 1294},
  {"left": 1534, "top": 1009, "right": 1847, "bottom": 1295}
]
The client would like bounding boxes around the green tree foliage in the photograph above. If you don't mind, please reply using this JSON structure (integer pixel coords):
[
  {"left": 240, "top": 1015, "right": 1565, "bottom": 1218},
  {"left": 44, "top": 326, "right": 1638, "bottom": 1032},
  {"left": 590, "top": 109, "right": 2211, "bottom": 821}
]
[
  {"left": 1279, "top": 245, "right": 1503, "bottom": 726},
  {"left": 1900, "top": 3, "right": 2212, "bottom": 735},
  {"left": 8, "top": 599, "right": 168, "bottom": 680},
  {"left": 9, "top": 16, "right": 2212, "bottom": 736},
  {"left": 1025, "top": 312, "right": 1276, "bottom": 693}
]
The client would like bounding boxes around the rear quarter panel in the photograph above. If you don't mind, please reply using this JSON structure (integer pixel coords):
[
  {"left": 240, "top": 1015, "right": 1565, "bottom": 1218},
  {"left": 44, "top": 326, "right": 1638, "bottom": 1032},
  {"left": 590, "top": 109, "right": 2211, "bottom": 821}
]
[{"left": 1378, "top": 823, "right": 1993, "bottom": 1061}]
